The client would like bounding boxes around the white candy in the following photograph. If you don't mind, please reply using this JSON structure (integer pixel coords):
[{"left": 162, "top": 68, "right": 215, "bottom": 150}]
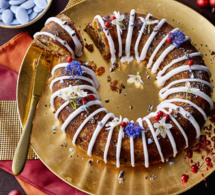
[
  {"left": 16, "top": 7, "right": 29, "bottom": 24},
  {"left": 2, "top": 9, "right": 13, "bottom": 24}
]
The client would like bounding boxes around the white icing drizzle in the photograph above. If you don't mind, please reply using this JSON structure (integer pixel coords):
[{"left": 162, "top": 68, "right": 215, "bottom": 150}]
[
  {"left": 157, "top": 52, "right": 203, "bottom": 77},
  {"left": 113, "top": 11, "right": 123, "bottom": 58},
  {"left": 139, "top": 19, "right": 167, "bottom": 61},
  {"left": 158, "top": 108, "right": 188, "bottom": 148},
  {"left": 50, "top": 76, "right": 96, "bottom": 90},
  {"left": 130, "top": 136, "right": 135, "bottom": 167},
  {"left": 121, "top": 9, "right": 135, "bottom": 62},
  {"left": 94, "top": 15, "right": 116, "bottom": 64},
  {"left": 134, "top": 14, "right": 152, "bottom": 62},
  {"left": 51, "top": 63, "right": 99, "bottom": 89},
  {"left": 157, "top": 102, "right": 201, "bottom": 138},
  {"left": 61, "top": 100, "right": 103, "bottom": 133},
  {"left": 161, "top": 98, "right": 207, "bottom": 120},
  {"left": 137, "top": 118, "right": 149, "bottom": 168},
  {"left": 33, "top": 32, "right": 75, "bottom": 58},
  {"left": 147, "top": 28, "right": 179, "bottom": 68},
  {"left": 151, "top": 36, "right": 190, "bottom": 73},
  {"left": 45, "top": 17, "right": 83, "bottom": 57},
  {"left": 50, "top": 85, "right": 99, "bottom": 106},
  {"left": 116, "top": 118, "right": 129, "bottom": 168},
  {"left": 159, "top": 86, "right": 213, "bottom": 109},
  {"left": 87, "top": 113, "right": 115, "bottom": 158},
  {"left": 157, "top": 65, "right": 211, "bottom": 86},
  {"left": 55, "top": 93, "right": 100, "bottom": 119},
  {"left": 143, "top": 117, "right": 164, "bottom": 162},
  {"left": 72, "top": 108, "right": 108, "bottom": 145}
]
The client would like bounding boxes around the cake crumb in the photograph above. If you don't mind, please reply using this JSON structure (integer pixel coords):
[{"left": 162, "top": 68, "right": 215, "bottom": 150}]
[
  {"left": 85, "top": 43, "right": 94, "bottom": 52},
  {"left": 118, "top": 170, "right": 125, "bottom": 183},
  {"left": 88, "top": 160, "right": 93, "bottom": 166}
]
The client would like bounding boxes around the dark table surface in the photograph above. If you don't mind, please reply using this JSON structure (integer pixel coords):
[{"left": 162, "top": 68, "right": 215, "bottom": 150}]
[{"left": 0, "top": 0, "right": 214, "bottom": 194}]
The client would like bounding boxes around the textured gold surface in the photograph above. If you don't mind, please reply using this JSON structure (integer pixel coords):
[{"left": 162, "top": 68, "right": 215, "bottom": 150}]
[
  {"left": 17, "top": 0, "right": 215, "bottom": 194},
  {"left": 0, "top": 101, "right": 37, "bottom": 160}
]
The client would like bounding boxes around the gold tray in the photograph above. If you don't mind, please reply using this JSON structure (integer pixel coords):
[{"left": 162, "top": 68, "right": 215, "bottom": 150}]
[{"left": 17, "top": 0, "right": 215, "bottom": 194}]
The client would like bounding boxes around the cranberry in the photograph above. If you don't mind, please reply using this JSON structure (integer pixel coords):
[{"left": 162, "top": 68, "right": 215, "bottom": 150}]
[
  {"left": 111, "top": 16, "right": 116, "bottom": 21},
  {"left": 157, "top": 111, "right": 163, "bottom": 117},
  {"left": 167, "top": 38, "right": 172, "bottom": 43},
  {"left": 8, "top": 190, "right": 22, "bottom": 195},
  {"left": 88, "top": 95, "right": 95, "bottom": 101},
  {"left": 205, "top": 157, "right": 211, "bottom": 163},
  {"left": 207, "top": 162, "right": 213, "bottom": 167},
  {"left": 196, "top": 143, "right": 201, "bottom": 149},
  {"left": 200, "top": 135, "right": 206, "bottom": 142},
  {"left": 120, "top": 122, "right": 126, "bottom": 128},
  {"left": 191, "top": 165, "right": 198, "bottom": 173},
  {"left": 211, "top": 136, "right": 215, "bottom": 142},
  {"left": 188, "top": 60, "right": 193, "bottom": 66},
  {"left": 154, "top": 115, "right": 160, "bottom": 121},
  {"left": 67, "top": 56, "right": 72, "bottom": 63},
  {"left": 187, "top": 151, "right": 193, "bottom": 158},
  {"left": 181, "top": 174, "right": 189, "bottom": 183},
  {"left": 206, "top": 140, "right": 211, "bottom": 145},
  {"left": 165, "top": 114, "right": 170, "bottom": 120},
  {"left": 81, "top": 98, "right": 87, "bottom": 104},
  {"left": 105, "top": 22, "right": 110, "bottom": 28}
]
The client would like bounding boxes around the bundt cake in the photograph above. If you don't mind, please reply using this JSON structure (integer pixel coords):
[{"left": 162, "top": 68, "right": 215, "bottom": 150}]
[{"left": 34, "top": 10, "right": 213, "bottom": 168}]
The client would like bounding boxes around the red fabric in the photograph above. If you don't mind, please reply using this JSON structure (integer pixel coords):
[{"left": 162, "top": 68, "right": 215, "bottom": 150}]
[{"left": 0, "top": 33, "right": 87, "bottom": 195}]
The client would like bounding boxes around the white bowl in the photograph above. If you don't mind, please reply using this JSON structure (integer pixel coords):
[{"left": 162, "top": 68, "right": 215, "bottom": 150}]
[{"left": 0, "top": 0, "right": 53, "bottom": 29}]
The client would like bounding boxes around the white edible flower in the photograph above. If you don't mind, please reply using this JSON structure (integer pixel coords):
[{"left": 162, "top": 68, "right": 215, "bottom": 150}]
[
  {"left": 111, "top": 11, "right": 125, "bottom": 33},
  {"left": 105, "top": 116, "right": 122, "bottom": 130},
  {"left": 127, "top": 71, "right": 144, "bottom": 88},
  {"left": 138, "top": 17, "right": 159, "bottom": 26},
  {"left": 154, "top": 117, "right": 172, "bottom": 138},
  {"left": 59, "top": 85, "right": 87, "bottom": 101},
  {"left": 185, "top": 82, "right": 200, "bottom": 93}
]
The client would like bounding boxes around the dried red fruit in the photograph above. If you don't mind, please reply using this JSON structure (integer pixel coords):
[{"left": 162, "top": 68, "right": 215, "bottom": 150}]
[
  {"left": 154, "top": 115, "right": 160, "bottom": 121},
  {"left": 120, "top": 122, "right": 126, "bottom": 128},
  {"left": 111, "top": 16, "right": 116, "bottom": 21},
  {"left": 205, "top": 157, "right": 211, "bottom": 163},
  {"left": 81, "top": 98, "right": 87, "bottom": 104},
  {"left": 157, "top": 111, "right": 163, "bottom": 117},
  {"left": 167, "top": 38, "right": 172, "bottom": 43},
  {"left": 191, "top": 165, "right": 198, "bottom": 173},
  {"left": 188, "top": 60, "right": 193, "bottom": 66},
  {"left": 88, "top": 95, "right": 95, "bottom": 101},
  {"left": 105, "top": 21, "right": 110, "bottom": 28},
  {"left": 181, "top": 174, "right": 189, "bottom": 183},
  {"left": 187, "top": 151, "right": 193, "bottom": 158},
  {"left": 67, "top": 56, "right": 72, "bottom": 63}
]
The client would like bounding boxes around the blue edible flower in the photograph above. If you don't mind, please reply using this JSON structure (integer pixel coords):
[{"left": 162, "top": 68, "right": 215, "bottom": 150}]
[
  {"left": 169, "top": 31, "right": 185, "bottom": 48},
  {"left": 125, "top": 122, "right": 142, "bottom": 138},
  {"left": 66, "top": 60, "right": 82, "bottom": 78}
]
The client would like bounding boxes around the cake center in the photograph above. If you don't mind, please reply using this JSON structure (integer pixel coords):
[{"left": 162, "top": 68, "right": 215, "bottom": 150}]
[{"left": 97, "top": 61, "right": 161, "bottom": 121}]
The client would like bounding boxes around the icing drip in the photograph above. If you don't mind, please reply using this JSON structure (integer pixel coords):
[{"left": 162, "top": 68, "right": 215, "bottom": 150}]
[
  {"left": 50, "top": 85, "right": 99, "bottom": 106},
  {"left": 130, "top": 136, "right": 135, "bottom": 167},
  {"left": 139, "top": 19, "right": 167, "bottom": 61},
  {"left": 45, "top": 17, "right": 83, "bottom": 57},
  {"left": 50, "top": 76, "right": 96, "bottom": 90},
  {"left": 157, "top": 52, "right": 203, "bottom": 77},
  {"left": 137, "top": 118, "right": 149, "bottom": 168},
  {"left": 151, "top": 36, "right": 190, "bottom": 73},
  {"left": 121, "top": 9, "right": 136, "bottom": 62},
  {"left": 33, "top": 32, "right": 75, "bottom": 58},
  {"left": 147, "top": 28, "right": 179, "bottom": 68},
  {"left": 51, "top": 63, "right": 99, "bottom": 89},
  {"left": 143, "top": 117, "right": 165, "bottom": 162},
  {"left": 157, "top": 102, "right": 201, "bottom": 138},
  {"left": 94, "top": 15, "right": 116, "bottom": 64},
  {"left": 158, "top": 108, "right": 189, "bottom": 148},
  {"left": 87, "top": 113, "right": 115, "bottom": 157},
  {"left": 61, "top": 100, "right": 104, "bottom": 133},
  {"left": 157, "top": 65, "right": 211, "bottom": 86},
  {"left": 135, "top": 14, "right": 152, "bottom": 62},
  {"left": 72, "top": 108, "right": 108, "bottom": 145},
  {"left": 116, "top": 118, "right": 129, "bottom": 168},
  {"left": 159, "top": 85, "right": 213, "bottom": 109}
]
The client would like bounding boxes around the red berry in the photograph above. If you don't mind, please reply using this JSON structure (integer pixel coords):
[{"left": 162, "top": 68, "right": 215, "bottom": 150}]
[
  {"left": 88, "top": 95, "right": 95, "bottom": 101},
  {"left": 191, "top": 165, "right": 198, "bottom": 173},
  {"left": 8, "top": 190, "right": 22, "bottom": 195},
  {"left": 81, "top": 98, "right": 87, "bottom": 104},
  {"left": 196, "top": 143, "right": 201, "bottom": 149},
  {"left": 111, "top": 16, "right": 116, "bottom": 21},
  {"left": 105, "top": 22, "right": 110, "bottom": 28},
  {"left": 205, "top": 157, "right": 211, "bottom": 163},
  {"left": 165, "top": 114, "right": 170, "bottom": 120},
  {"left": 157, "top": 111, "right": 163, "bottom": 117},
  {"left": 187, "top": 151, "right": 193, "bottom": 158},
  {"left": 210, "top": 0, "right": 215, "bottom": 7},
  {"left": 67, "top": 56, "right": 72, "bottom": 63},
  {"left": 181, "top": 174, "right": 189, "bottom": 183},
  {"left": 167, "top": 38, "right": 172, "bottom": 43},
  {"left": 206, "top": 140, "right": 211, "bottom": 145},
  {"left": 154, "top": 115, "right": 160, "bottom": 121},
  {"left": 211, "top": 136, "right": 215, "bottom": 142},
  {"left": 188, "top": 60, "right": 193, "bottom": 66},
  {"left": 120, "top": 122, "right": 126, "bottom": 128},
  {"left": 197, "top": 0, "right": 209, "bottom": 8},
  {"left": 200, "top": 135, "right": 206, "bottom": 142}
]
